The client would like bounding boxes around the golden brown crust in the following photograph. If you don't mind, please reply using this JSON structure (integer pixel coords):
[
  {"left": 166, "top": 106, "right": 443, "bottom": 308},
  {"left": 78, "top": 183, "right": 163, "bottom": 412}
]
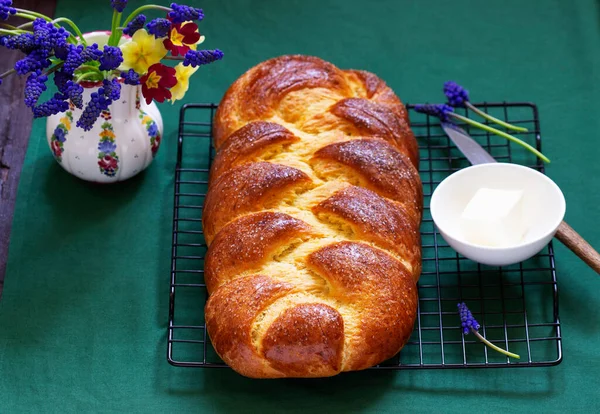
[
  {"left": 205, "top": 274, "right": 295, "bottom": 378},
  {"left": 214, "top": 55, "right": 352, "bottom": 148},
  {"left": 312, "top": 138, "right": 423, "bottom": 215},
  {"left": 204, "top": 55, "right": 421, "bottom": 378},
  {"left": 313, "top": 185, "right": 421, "bottom": 278},
  {"left": 329, "top": 98, "right": 419, "bottom": 167},
  {"left": 203, "top": 162, "right": 314, "bottom": 243},
  {"left": 204, "top": 212, "right": 314, "bottom": 294},
  {"left": 262, "top": 303, "right": 344, "bottom": 377},
  {"left": 306, "top": 242, "right": 417, "bottom": 370},
  {"left": 210, "top": 121, "right": 300, "bottom": 179}
]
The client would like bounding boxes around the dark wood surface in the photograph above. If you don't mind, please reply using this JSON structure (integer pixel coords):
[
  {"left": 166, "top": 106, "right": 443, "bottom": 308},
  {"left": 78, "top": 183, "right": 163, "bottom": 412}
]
[{"left": 0, "top": 0, "right": 57, "bottom": 296}]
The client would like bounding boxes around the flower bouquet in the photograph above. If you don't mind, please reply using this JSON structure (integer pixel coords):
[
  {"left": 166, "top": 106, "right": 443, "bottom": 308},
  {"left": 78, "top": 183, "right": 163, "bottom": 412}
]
[{"left": 0, "top": 0, "right": 223, "bottom": 182}]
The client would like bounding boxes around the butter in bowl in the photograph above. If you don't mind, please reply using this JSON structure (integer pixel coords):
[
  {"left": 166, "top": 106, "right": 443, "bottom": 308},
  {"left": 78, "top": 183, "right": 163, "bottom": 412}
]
[{"left": 430, "top": 163, "right": 566, "bottom": 266}]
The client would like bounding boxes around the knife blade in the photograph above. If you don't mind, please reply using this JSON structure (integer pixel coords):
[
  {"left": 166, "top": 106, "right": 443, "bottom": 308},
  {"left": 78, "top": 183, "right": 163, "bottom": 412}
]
[
  {"left": 441, "top": 122, "right": 496, "bottom": 165},
  {"left": 440, "top": 121, "right": 600, "bottom": 274}
]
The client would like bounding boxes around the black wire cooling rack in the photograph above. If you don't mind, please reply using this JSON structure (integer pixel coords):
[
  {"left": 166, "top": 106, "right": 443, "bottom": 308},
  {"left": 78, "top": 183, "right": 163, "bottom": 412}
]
[{"left": 168, "top": 102, "right": 562, "bottom": 369}]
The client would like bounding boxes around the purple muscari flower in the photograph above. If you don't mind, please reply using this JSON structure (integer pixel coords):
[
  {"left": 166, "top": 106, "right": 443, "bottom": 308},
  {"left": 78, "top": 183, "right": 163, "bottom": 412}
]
[
  {"left": 168, "top": 3, "right": 204, "bottom": 23},
  {"left": 102, "top": 78, "right": 121, "bottom": 101},
  {"left": 121, "top": 69, "right": 140, "bottom": 85},
  {"left": 99, "top": 45, "right": 123, "bottom": 71},
  {"left": 458, "top": 302, "right": 481, "bottom": 335},
  {"left": 54, "top": 126, "right": 66, "bottom": 143},
  {"left": 0, "top": 0, "right": 16, "bottom": 21},
  {"left": 98, "top": 139, "right": 117, "bottom": 154},
  {"left": 53, "top": 69, "right": 70, "bottom": 91},
  {"left": 76, "top": 79, "right": 121, "bottom": 131},
  {"left": 64, "top": 80, "right": 83, "bottom": 109},
  {"left": 24, "top": 70, "right": 48, "bottom": 108},
  {"left": 81, "top": 43, "right": 103, "bottom": 62},
  {"left": 62, "top": 44, "right": 85, "bottom": 74},
  {"left": 2, "top": 33, "right": 36, "bottom": 53},
  {"left": 50, "top": 26, "right": 69, "bottom": 50},
  {"left": 122, "top": 14, "right": 146, "bottom": 36},
  {"left": 183, "top": 49, "right": 224, "bottom": 68},
  {"left": 414, "top": 103, "right": 454, "bottom": 122},
  {"left": 77, "top": 90, "right": 110, "bottom": 131},
  {"left": 14, "top": 48, "right": 51, "bottom": 75},
  {"left": 33, "top": 93, "right": 69, "bottom": 118},
  {"left": 111, "top": 0, "right": 127, "bottom": 13},
  {"left": 146, "top": 18, "right": 171, "bottom": 38},
  {"left": 32, "top": 19, "right": 69, "bottom": 52},
  {"left": 444, "top": 81, "right": 470, "bottom": 107}
]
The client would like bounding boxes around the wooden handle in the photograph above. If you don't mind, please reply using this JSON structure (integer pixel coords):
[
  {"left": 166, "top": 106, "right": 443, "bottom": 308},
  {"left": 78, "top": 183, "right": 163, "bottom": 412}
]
[{"left": 554, "top": 221, "right": 600, "bottom": 274}]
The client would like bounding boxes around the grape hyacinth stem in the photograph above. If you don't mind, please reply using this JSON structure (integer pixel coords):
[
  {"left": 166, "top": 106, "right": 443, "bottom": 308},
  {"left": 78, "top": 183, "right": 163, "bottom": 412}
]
[
  {"left": 13, "top": 12, "right": 36, "bottom": 21},
  {"left": 75, "top": 71, "right": 101, "bottom": 83},
  {"left": 472, "top": 330, "right": 521, "bottom": 359},
  {"left": 43, "top": 62, "right": 64, "bottom": 77},
  {"left": 51, "top": 17, "right": 86, "bottom": 45},
  {"left": 107, "top": 9, "right": 120, "bottom": 47},
  {"left": 0, "top": 28, "right": 28, "bottom": 35},
  {"left": 465, "top": 101, "right": 528, "bottom": 133},
  {"left": 449, "top": 112, "right": 550, "bottom": 163},
  {"left": 116, "top": 4, "right": 171, "bottom": 43},
  {"left": 0, "top": 68, "right": 16, "bottom": 79},
  {"left": 13, "top": 8, "right": 51, "bottom": 21}
]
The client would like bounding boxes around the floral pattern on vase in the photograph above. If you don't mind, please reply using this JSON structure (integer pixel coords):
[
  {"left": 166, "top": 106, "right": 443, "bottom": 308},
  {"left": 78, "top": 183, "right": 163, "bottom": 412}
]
[
  {"left": 46, "top": 82, "right": 163, "bottom": 183},
  {"left": 97, "top": 121, "right": 119, "bottom": 177},
  {"left": 49, "top": 111, "right": 73, "bottom": 163},
  {"left": 140, "top": 111, "right": 161, "bottom": 158}
]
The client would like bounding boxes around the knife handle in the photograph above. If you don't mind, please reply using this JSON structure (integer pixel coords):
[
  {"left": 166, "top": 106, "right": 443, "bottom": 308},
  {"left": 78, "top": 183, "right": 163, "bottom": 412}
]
[{"left": 555, "top": 221, "right": 600, "bottom": 274}]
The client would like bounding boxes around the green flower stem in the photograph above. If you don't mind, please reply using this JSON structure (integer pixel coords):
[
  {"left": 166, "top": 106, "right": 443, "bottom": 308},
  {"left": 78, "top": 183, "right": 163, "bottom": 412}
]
[
  {"left": 52, "top": 17, "right": 87, "bottom": 46},
  {"left": 162, "top": 56, "right": 184, "bottom": 61},
  {"left": 16, "top": 20, "right": 33, "bottom": 29},
  {"left": 449, "top": 112, "right": 550, "bottom": 163},
  {"left": 122, "top": 4, "right": 172, "bottom": 27},
  {"left": 77, "top": 65, "right": 102, "bottom": 74},
  {"left": 13, "top": 8, "right": 52, "bottom": 21},
  {"left": 0, "top": 68, "right": 16, "bottom": 79},
  {"left": 472, "top": 329, "right": 520, "bottom": 359},
  {"left": 465, "top": 102, "right": 528, "bottom": 133},
  {"left": 0, "top": 28, "right": 28, "bottom": 35},
  {"left": 116, "top": 4, "right": 172, "bottom": 41},
  {"left": 0, "top": 23, "right": 18, "bottom": 29},
  {"left": 75, "top": 71, "right": 102, "bottom": 83},
  {"left": 43, "top": 63, "right": 64, "bottom": 77},
  {"left": 14, "top": 12, "right": 37, "bottom": 21},
  {"left": 107, "top": 10, "right": 120, "bottom": 47}
]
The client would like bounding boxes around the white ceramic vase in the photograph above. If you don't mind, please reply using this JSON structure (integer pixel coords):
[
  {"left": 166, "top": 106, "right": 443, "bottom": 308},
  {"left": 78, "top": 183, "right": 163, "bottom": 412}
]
[
  {"left": 45, "top": 31, "right": 163, "bottom": 183},
  {"left": 46, "top": 83, "right": 163, "bottom": 183}
]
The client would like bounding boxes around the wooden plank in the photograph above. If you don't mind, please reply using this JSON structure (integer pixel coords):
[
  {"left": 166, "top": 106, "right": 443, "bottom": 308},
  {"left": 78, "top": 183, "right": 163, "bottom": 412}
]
[{"left": 0, "top": 0, "right": 57, "bottom": 296}]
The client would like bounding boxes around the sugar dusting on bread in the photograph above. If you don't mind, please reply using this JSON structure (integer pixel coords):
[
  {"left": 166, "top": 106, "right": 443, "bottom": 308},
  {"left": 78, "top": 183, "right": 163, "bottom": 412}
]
[{"left": 203, "top": 55, "right": 422, "bottom": 378}]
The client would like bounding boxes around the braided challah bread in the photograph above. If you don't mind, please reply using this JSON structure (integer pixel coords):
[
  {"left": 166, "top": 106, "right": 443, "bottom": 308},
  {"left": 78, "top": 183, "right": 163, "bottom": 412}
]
[{"left": 203, "top": 55, "right": 422, "bottom": 378}]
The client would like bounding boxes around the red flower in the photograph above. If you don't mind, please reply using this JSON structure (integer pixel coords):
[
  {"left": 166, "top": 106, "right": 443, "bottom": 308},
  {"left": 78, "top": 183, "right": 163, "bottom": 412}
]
[
  {"left": 51, "top": 140, "right": 62, "bottom": 157},
  {"left": 164, "top": 22, "right": 201, "bottom": 57},
  {"left": 98, "top": 155, "right": 118, "bottom": 170},
  {"left": 140, "top": 63, "right": 177, "bottom": 105}
]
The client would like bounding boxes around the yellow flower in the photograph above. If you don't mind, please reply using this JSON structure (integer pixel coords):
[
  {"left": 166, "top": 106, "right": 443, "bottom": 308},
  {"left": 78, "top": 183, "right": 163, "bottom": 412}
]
[
  {"left": 60, "top": 117, "right": 71, "bottom": 130},
  {"left": 100, "top": 130, "right": 116, "bottom": 139},
  {"left": 120, "top": 29, "right": 168, "bottom": 74},
  {"left": 170, "top": 63, "right": 198, "bottom": 103}
]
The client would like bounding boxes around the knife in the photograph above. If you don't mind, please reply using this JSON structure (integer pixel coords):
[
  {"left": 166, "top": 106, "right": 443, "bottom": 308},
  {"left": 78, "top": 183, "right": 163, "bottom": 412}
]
[{"left": 441, "top": 122, "right": 600, "bottom": 274}]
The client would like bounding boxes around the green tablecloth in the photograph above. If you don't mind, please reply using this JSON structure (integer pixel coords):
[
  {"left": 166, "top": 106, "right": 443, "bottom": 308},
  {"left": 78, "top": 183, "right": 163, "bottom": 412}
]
[{"left": 1, "top": 0, "right": 599, "bottom": 412}]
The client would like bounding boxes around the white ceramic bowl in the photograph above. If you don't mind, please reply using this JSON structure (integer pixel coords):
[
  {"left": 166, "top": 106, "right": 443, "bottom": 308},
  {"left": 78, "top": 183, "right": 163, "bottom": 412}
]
[{"left": 430, "top": 163, "right": 566, "bottom": 266}]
